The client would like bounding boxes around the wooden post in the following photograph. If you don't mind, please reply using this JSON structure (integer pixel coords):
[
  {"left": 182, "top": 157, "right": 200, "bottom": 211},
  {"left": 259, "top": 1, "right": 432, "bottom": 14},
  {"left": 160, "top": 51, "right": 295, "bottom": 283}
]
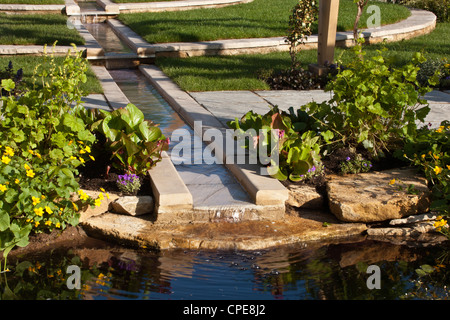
[{"left": 309, "top": 0, "right": 340, "bottom": 75}]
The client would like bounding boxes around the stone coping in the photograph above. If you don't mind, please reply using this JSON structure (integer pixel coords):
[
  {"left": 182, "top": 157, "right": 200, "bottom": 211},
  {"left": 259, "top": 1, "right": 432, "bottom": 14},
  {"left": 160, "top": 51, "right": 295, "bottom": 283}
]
[
  {"left": 97, "top": 0, "right": 253, "bottom": 14},
  {"left": 0, "top": 7, "right": 436, "bottom": 60},
  {"left": 138, "top": 64, "right": 290, "bottom": 208},
  {"left": 104, "top": 8, "right": 435, "bottom": 58}
]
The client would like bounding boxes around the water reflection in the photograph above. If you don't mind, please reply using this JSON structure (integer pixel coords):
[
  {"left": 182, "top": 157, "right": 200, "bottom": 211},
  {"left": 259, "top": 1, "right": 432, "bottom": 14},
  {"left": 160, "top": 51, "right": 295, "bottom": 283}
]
[{"left": 2, "top": 239, "right": 449, "bottom": 300}]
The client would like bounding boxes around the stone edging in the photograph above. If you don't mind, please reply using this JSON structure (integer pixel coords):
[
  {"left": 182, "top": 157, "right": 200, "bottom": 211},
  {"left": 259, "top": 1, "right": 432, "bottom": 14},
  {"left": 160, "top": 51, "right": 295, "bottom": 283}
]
[
  {"left": 96, "top": 0, "right": 254, "bottom": 14},
  {"left": 138, "top": 64, "right": 290, "bottom": 208},
  {"left": 103, "top": 8, "right": 436, "bottom": 58}
]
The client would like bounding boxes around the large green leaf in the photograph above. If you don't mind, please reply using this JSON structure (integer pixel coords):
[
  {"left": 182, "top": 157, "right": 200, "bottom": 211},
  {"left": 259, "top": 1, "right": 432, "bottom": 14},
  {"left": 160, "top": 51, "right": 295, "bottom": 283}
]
[
  {"left": 63, "top": 113, "right": 84, "bottom": 132},
  {"left": 125, "top": 103, "right": 144, "bottom": 129},
  {"left": 0, "top": 212, "right": 10, "bottom": 232}
]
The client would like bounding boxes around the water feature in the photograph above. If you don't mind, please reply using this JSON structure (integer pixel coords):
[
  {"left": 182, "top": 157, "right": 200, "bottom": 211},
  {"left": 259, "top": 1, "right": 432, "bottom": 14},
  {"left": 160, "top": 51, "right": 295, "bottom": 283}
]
[
  {"left": 2, "top": 237, "right": 449, "bottom": 300},
  {"left": 3, "top": 6, "right": 448, "bottom": 302}
]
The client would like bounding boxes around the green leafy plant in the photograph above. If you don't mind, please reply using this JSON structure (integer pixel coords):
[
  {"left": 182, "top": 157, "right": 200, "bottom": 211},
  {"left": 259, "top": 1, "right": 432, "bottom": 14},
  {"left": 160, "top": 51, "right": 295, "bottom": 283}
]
[
  {"left": 227, "top": 106, "right": 326, "bottom": 182},
  {"left": 75, "top": 103, "right": 169, "bottom": 176},
  {"left": 400, "top": 121, "right": 450, "bottom": 222},
  {"left": 340, "top": 154, "right": 372, "bottom": 174},
  {"left": 301, "top": 39, "right": 435, "bottom": 158},
  {"left": 0, "top": 45, "right": 105, "bottom": 272}
]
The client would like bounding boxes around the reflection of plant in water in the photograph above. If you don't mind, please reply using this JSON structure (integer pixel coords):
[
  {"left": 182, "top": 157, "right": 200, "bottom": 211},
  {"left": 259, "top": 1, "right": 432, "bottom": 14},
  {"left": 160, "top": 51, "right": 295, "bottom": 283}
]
[
  {"left": 403, "top": 248, "right": 450, "bottom": 300},
  {"left": 0, "top": 254, "right": 101, "bottom": 300}
]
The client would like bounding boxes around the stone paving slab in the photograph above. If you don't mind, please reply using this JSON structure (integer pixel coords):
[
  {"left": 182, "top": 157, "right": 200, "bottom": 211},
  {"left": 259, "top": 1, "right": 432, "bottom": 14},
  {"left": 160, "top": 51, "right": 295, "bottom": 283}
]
[{"left": 191, "top": 89, "right": 450, "bottom": 129}]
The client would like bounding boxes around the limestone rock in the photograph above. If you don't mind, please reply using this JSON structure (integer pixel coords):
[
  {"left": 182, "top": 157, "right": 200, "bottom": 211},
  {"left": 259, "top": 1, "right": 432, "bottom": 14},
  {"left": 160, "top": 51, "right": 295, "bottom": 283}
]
[
  {"left": 283, "top": 182, "right": 325, "bottom": 209},
  {"left": 110, "top": 196, "right": 154, "bottom": 216},
  {"left": 327, "top": 168, "right": 430, "bottom": 223}
]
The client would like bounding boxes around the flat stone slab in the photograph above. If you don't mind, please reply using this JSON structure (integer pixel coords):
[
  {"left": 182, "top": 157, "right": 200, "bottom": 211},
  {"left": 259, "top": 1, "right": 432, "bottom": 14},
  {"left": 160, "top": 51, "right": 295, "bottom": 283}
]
[
  {"left": 327, "top": 168, "right": 431, "bottom": 223},
  {"left": 81, "top": 210, "right": 367, "bottom": 250}
]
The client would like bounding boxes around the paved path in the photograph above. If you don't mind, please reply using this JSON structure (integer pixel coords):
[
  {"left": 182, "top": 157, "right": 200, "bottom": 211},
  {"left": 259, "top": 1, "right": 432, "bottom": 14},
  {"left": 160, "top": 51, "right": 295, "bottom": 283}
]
[{"left": 190, "top": 89, "right": 450, "bottom": 129}]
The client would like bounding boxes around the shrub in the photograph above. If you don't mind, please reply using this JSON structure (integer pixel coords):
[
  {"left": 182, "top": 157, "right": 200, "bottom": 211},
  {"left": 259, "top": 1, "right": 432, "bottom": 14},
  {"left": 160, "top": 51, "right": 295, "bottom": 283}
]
[
  {"left": 301, "top": 39, "right": 435, "bottom": 158},
  {"left": 399, "top": 121, "right": 450, "bottom": 219},
  {"left": 74, "top": 103, "right": 169, "bottom": 177},
  {"left": 417, "top": 58, "right": 450, "bottom": 90},
  {"left": 0, "top": 46, "right": 103, "bottom": 270},
  {"left": 227, "top": 106, "right": 327, "bottom": 182},
  {"left": 398, "top": 0, "right": 449, "bottom": 22}
]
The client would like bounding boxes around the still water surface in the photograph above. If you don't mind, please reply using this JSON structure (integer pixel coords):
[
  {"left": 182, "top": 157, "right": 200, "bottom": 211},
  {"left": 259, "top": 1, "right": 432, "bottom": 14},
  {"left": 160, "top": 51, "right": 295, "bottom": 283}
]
[{"left": 2, "top": 237, "right": 449, "bottom": 300}]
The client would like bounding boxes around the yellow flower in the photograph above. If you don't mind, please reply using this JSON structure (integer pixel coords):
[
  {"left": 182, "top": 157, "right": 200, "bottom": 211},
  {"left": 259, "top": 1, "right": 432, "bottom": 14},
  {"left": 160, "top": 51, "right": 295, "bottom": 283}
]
[
  {"left": 56, "top": 222, "right": 61, "bottom": 228},
  {"left": 100, "top": 188, "right": 110, "bottom": 199},
  {"left": 433, "top": 166, "right": 443, "bottom": 175},
  {"left": 1, "top": 156, "right": 11, "bottom": 164},
  {"left": 98, "top": 192, "right": 104, "bottom": 201},
  {"left": 94, "top": 198, "right": 102, "bottom": 207},
  {"left": 35, "top": 152, "right": 41, "bottom": 159},
  {"left": 28, "top": 149, "right": 34, "bottom": 155},
  {"left": 34, "top": 221, "right": 40, "bottom": 228},
  {"left": 84, "top": 146, "right": 91, "bottom": 153},
  {"left": 433, "top": 154, "right": 439, "bottom": 160},
  {"left": 45, "top": 220, "right": 52, "bottom": 226},
  {"left": 89, "top": 155, "right": 95, "bottom": 161},
  {"left": 421, "top": 154, "right": 426, "bottom": 160},
  {"left": 4, "top": 146, "right": 14, "bottom": 157},
  {"left": 72, "top": 202, "right": 78, "bottom": 212},
  {"left": 34, "top": 207, "right": 44, "bottom": 217},
  {"left": 79, "top": 149, "right": 86, "bottom": 154},
  {"left": 389, "top": 179, "right": 396, "bottom": 185},
  {"left": 45, "top": 206, "right": 53, "bottom": 215},
  {"left": 26, "top": 169, "right": 35, "bottom": 178},
  {"left": 0, "top": 184, "right": 7, "bottom": 192},
  {"left": 447, "top": 165, "right": 450, "bottom": 170},
  {"left": 79, "top": 192, "right": 89, "bottom": 201},
  {"left": 436, "top": 126, "right": 444, "bottom": 133},
  {"left": 32, "top": 196, "right": 41, "bottom": 206},
  {"left": 15, "top": 179, "right": 20, "bottom": 184},
  {"left": 79, "top": 157, "right": 85, "bottom": 164},
  {"left": 24, "top": 164, "right": 31, "bottom": 170}
]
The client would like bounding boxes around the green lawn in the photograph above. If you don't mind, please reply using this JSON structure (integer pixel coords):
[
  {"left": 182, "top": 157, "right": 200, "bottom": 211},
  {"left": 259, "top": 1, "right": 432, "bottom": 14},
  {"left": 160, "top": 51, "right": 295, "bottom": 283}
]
[
  {"left": 0, "top": 13, "right": 84, "bottom": 46},
  {"left": 0, "top": 0, "right": 64, "bottom": 4},
  {"left": 155, "top": 22, "right": 450, "bottom": 92},
  {"left": 113, "top": 0, "right": 178, "bottom": 2},
  {"left": 0, "top": 55, "right": 103, "bottom": 94},
  {"left": 119, "top": 0, "right": 410, "bottom": 44}
]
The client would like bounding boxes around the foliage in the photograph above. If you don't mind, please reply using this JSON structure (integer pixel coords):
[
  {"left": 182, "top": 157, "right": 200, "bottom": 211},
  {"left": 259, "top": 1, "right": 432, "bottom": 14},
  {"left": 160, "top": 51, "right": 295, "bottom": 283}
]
[
  {"left": 397, "top": 0, "right": 449, "bottom": 22},
  {"left": 0, "top": 46, "right": 105, "bottom": 271},
  {"left": 116, "top": 173, "right": 141, "bottom": 195},
  {"left": 400, "top": 121, "right": 450, "bottom": 223},
  {"left": 74, "top": 103, "right": 169, "bottom": 176},
  {"left": 286, "top": 0, "right": 319, "bottom": 66},
  {"left": 417, "top": 58, "right": 450, "bottom": 90},
  {"left": 301, "top": 39, "right": 435, "bottom": 158},
  {"left": 227, "top": 106, "right": 327, "bottom": 182},
  {"left": 0, "top": 61, "right": 23, "bottom": 96},
  {"left": 340, "top": 154, "right": 373, "bottom": 174}
]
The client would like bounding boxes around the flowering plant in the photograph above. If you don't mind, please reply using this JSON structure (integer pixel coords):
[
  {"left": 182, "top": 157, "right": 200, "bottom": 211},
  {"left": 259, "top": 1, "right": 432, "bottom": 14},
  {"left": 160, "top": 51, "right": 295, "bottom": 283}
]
[
  {"left": 400, "top": 120, "right": 449, "bottom": 236},
  {"left": 116, "top": 174, "right": 141, "bottom": 195}
]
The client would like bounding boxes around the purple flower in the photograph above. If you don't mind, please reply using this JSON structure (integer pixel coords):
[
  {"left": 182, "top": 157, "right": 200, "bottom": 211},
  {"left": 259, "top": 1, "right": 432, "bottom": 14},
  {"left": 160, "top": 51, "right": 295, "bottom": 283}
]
[{"left": 346, "top": 157, "right": 351, "bottom": 161}]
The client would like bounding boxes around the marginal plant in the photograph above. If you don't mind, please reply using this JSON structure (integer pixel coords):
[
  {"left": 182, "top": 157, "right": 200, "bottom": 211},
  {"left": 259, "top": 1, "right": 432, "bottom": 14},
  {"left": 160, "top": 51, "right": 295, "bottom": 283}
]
[
  {"left": 75, "top": 103, "right": 169, "bottom": 176},
  {"left": 116, "top": 173, "right": 141, "bottom": 195},
  {"left": 301, "top": 39, "right": 436, "bottom": 158},
  {"left": 0, "top": 46, "right": 103, "bottom": 270}
]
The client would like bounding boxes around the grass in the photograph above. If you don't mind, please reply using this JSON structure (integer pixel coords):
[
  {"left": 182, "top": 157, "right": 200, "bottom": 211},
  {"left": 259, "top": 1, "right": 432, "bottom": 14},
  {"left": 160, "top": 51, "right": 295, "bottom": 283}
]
[
  {"left": 155, "top": 22, "right": 450, "bottom": 92},
  {"left": 0, "top": 13, "right": 84, "bottom": 46},
  {"left": 119, "top": 0, "right": 410, "bottom": 44},
  {"left": 0, "top": 55, "right": 103, "bottom": 94},
  {"left": 0, "top": 0, "right": 64, "bottom": 4},
  {"left": 113, "top": 0, "right": 179, "bottom": 2}
]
